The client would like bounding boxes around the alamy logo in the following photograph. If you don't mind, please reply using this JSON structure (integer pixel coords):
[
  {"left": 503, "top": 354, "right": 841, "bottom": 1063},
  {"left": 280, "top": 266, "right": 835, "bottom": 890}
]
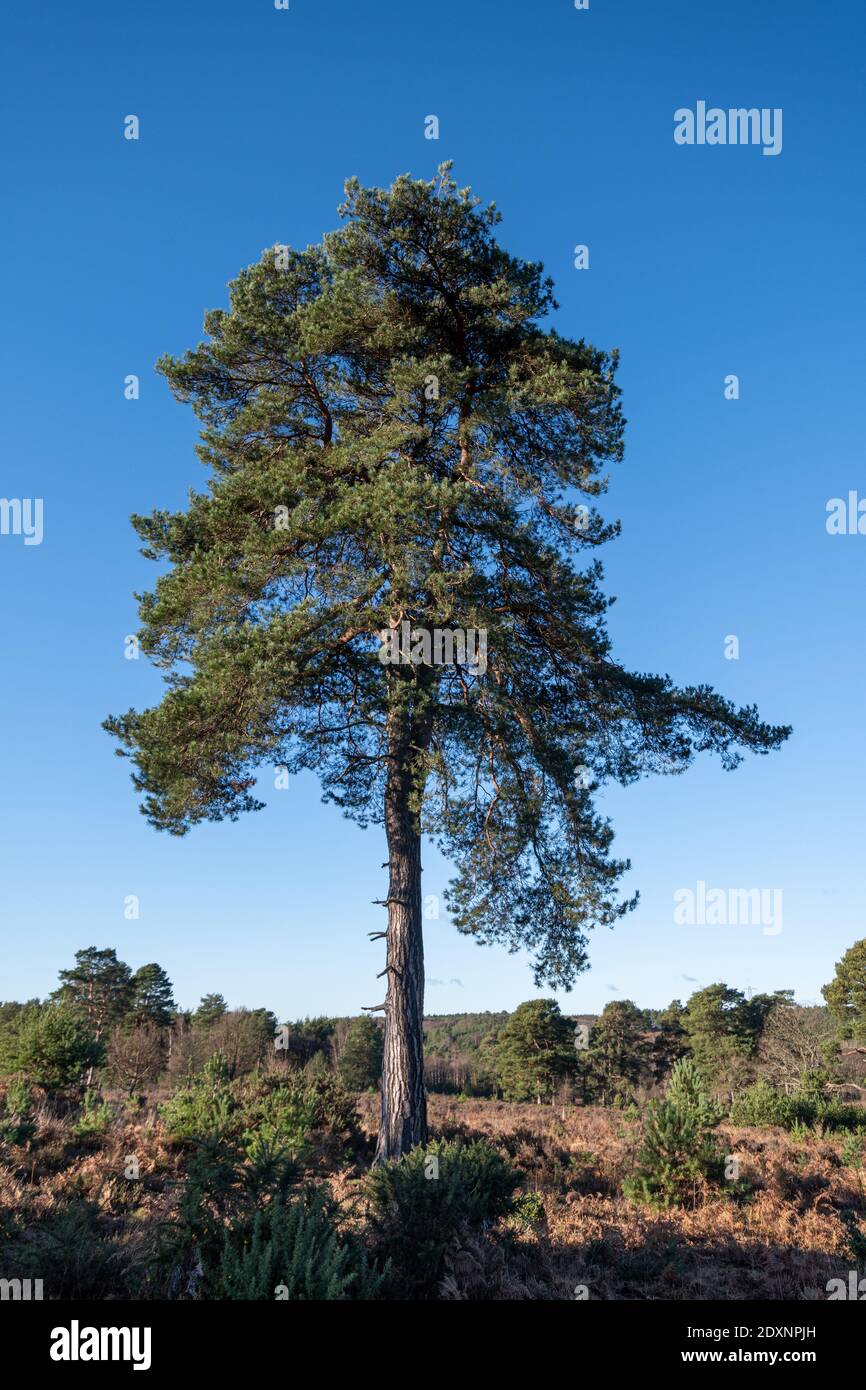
[
  {"left": 378, "top": 621, "right": 487, "bottom": 675},
  {"left": 673, "top": 880, "right": 783, "bottom": 936},
  {"left": 50, "top": 1320, "right": 151, "bottom": 1372},
  {"left": 826, "top": 491, "right": 866, "bottom": 535},
  {"left": 0, "top": 1277, "right": 43, "bottom": 1300},
  {"left": 0, "top": 497, "right": 43, "bottom": 545},
  {"left": 674, "top": 102, "right": 782, "bottom": 156},
  {"left": 827, "top": 1271, "right": 866, "bottom": 1300}
]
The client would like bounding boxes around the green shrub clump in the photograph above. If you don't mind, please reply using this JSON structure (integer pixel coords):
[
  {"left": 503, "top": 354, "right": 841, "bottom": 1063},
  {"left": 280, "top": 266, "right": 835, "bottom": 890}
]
[
  {"left": 624, "top": 1058, "right": 725, "bottom": 1209},
  {"left": 1, "top": 1005, "right": 103, "bottom": 1091},
  {"left": 731, "top": 1080, "right": 792, "bottom": 1127},
  {"left": 159, "top": 1054, "right": 236, "bottom": 1142},
  {"left": 71, "top": 1089, "right": 113, "bottom": 1139},
  {"left": 205, "top": 1190, "right": 384, "bottom": 1300},
  {"left": 161, "top": 1060, "right": 360, "bottom": 1154},
  {"left": 364, "top": 1137, "right": 521, "bottom": 1297},
  {"left": 729, "top": 1079, "right": 864, "bottom": 1134}
]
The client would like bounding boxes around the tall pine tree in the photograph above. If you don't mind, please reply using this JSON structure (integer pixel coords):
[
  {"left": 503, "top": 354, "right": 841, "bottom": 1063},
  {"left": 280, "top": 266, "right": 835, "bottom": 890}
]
[
  {"left": 51, "top": 948, "right": 133, "bottom": 1041},
  {"left": 105, "top": 167, "right": 789, "bottom": 1159},
  {"left": 129, "top": 963, "right": 176, "bottom": 1028}
]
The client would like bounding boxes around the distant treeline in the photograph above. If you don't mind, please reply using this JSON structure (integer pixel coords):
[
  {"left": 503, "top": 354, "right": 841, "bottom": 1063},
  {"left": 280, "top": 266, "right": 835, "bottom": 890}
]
[{"left": 2, "top": 941, "right": 866, "bottom": 1108}]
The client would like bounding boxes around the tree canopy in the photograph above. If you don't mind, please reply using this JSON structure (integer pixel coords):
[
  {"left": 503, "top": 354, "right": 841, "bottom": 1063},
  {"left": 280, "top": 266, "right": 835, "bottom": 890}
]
[{"left": 105, "top": 164, "right": 789, "bottom": 991}]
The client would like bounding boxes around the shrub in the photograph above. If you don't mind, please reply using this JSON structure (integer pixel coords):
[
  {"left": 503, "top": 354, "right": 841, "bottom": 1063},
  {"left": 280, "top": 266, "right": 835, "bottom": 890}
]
[
  {"left": 9, "top": 1201, "right": 119, "bottom": 1299},
  {"left": 624, "top": 1058, "right": 725, "bottom": 1209},
  {"left": 729, "top": 1080, "right": 865, "bottom": 1134},
  {"left": 236, "top": 1072, "right": 360, "bottom": 1161},
  {"left": 1, "top": 1005, "right": 102, "bottom": 1091},
  {"left": 508, "top": 1190, "right": 546, "bottom": 1230},
  {"left": 159, "top": 1053, "right": 236, "bottom": 1142},
  {"left": 4, "top": 1074, "right": 33, "bottom": 1116},
  {"left": 204, "top": 1190, "right": 384, "bottom": 1300},
  {"left": 730, "top": 1080, "right": 792, "bottom": 1128},
  {"left": 165, "top": 1067, "right": 358, "bottom": 1281},
  {"left": 0, "top": 1074, "right": 35, "bottom": 1145},
  {"left": 809, "top": 1096, "right": 865, "bottom": 1135},
  {"left": 240, "top": 1084, "right": 316, "bottom": 1160},
  {"left": 364, "top": 1137, "right": 520, "bottom": 1297},
  {"left": 840, "top": 1208, "right": 866, "bottom": 1270},
  {"left": 841, "top": 1134, "right": 866, "bottom": 1168},
  {"left": 71, "top": 1089, "right": 113, "bottom": 1139},
  {"left": 301, "top": 1074, "right": 362, "bottom": 1142}
]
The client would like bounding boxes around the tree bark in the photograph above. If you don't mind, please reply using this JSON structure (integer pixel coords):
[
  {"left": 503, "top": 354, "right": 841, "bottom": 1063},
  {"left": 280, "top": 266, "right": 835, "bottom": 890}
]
[{"left": 374, "top": 714, "right": 428, "bottom": 1163}]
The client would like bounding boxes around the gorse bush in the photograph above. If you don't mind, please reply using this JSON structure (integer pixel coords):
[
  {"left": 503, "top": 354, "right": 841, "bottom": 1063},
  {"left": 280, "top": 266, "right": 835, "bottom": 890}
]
[
  {"left": 729, "top": 1079, "right": 865, "bottom": 1134},
  {"left": 624, "top": 1058, "right": 725, "bottom": 1209},
  {"left": 164, "top": 1067, "right": 364, "bottom": 1288},
  {"left": 163, "top": 1061, "right": 361, "bottom": 1150},
  {"left": 168, "top": 1130, "right": 303, "bottom": 1290},
  {"left": 297, "top": 1073, "right": 363, "bottom": 1143},
  {"left": 841, "top": 1133, "right": 866, "bottom": 1168},
  {"left": 364, "top": 1137, "right": 521, "bottom": 1297},
  {"left": 508, "top": 1189, "right": 546, "bottom": 1230},
  {"left": 9, "top": 1200, "right": 119, "bottom": 1299},
  {"left": 204, "top": 1190, "right": 385, "bottom": 1300},
  {"left": 840, "top": 1208, "right": 866, "bottom": 1271}
]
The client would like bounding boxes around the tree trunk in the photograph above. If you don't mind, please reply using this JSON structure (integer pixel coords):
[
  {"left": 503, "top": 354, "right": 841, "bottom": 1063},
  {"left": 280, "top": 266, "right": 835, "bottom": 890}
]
[{"left": 374, "top": 716, "right": 428, "bottom": 1164}]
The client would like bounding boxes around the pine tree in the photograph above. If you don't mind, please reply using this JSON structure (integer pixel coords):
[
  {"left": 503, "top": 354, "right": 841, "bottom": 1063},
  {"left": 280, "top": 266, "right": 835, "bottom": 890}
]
[
  {"left": 624, "top": 1057, "right": 724, "bottom": 1208},
  {"left": 496, "top": 999, "right": 576, "bottom": 1103},
  {"left": 129, "top": 963, "right": 176, "bottom": 1028},
  {"left": 338, "top": 1016, "right": 384, "bottom": 1090},
  {"left": 684, "top": 983, "right": 791, "bottom": 1094},
  {"left": 193, "top": 993, "right": 229, "bottom": 1028},
  {"left": 650, "top": 999, "right": 688, "bottom": 1085},
  {"left": 5, "top": 1005, "right": 104, "bottom": 1092},
  {"left": 584, "top": 998, "right": 650, "bottom": 1102},
  {"left": 104, "top": 167, "right": 789, "bottom": 1159},
  {"left": 51, "top": 948, "right": 133, "bottom": 1041},
  {"left": 823, "top": 939, "right": 866, "bottom": 1043}
]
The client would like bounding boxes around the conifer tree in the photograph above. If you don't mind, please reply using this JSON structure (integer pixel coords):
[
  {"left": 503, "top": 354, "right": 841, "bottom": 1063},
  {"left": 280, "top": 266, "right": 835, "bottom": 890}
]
[
  {"left": 129, "top": 963, "right": 177, "bottom": 1029},
  {"left": 193, "top": 994, "right": 229, "bottom": 1028},
  {"left": 823, "top": 939, "right": 866, "bottom": 1043},
  {"left": 496, "top": 999, "right": 576, "bottom": 1102},
  {"left": 650, "top": 999, "right": 689, "bottom": 1084},
  {"left": 51, "top": 948, "right": 133, "bottom": 1041},
  {"left": 584, "top": 998, "right": 650, "bottom": 1102},
  {"left": 338, "top": 1016, "right": 384, "bottom": 1090},
  {"left": 105, "top": 167, "right": 789, "bottom": 1159},
  {"left": 624, "top": 1057, "right": 724, "bottom": 1208}
]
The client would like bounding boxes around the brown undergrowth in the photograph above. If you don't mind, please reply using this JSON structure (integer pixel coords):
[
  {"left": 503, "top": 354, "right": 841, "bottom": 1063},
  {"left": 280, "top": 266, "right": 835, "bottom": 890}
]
[{"left": 1, "top": 1087, "right": 863, "bottom": 1300}]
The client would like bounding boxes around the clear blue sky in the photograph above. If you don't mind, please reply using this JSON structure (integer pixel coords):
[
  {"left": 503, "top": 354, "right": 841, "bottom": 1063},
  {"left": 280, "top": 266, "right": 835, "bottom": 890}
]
[{"left": 1, "top": 0, "right": 863, "bottom": 1019}]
